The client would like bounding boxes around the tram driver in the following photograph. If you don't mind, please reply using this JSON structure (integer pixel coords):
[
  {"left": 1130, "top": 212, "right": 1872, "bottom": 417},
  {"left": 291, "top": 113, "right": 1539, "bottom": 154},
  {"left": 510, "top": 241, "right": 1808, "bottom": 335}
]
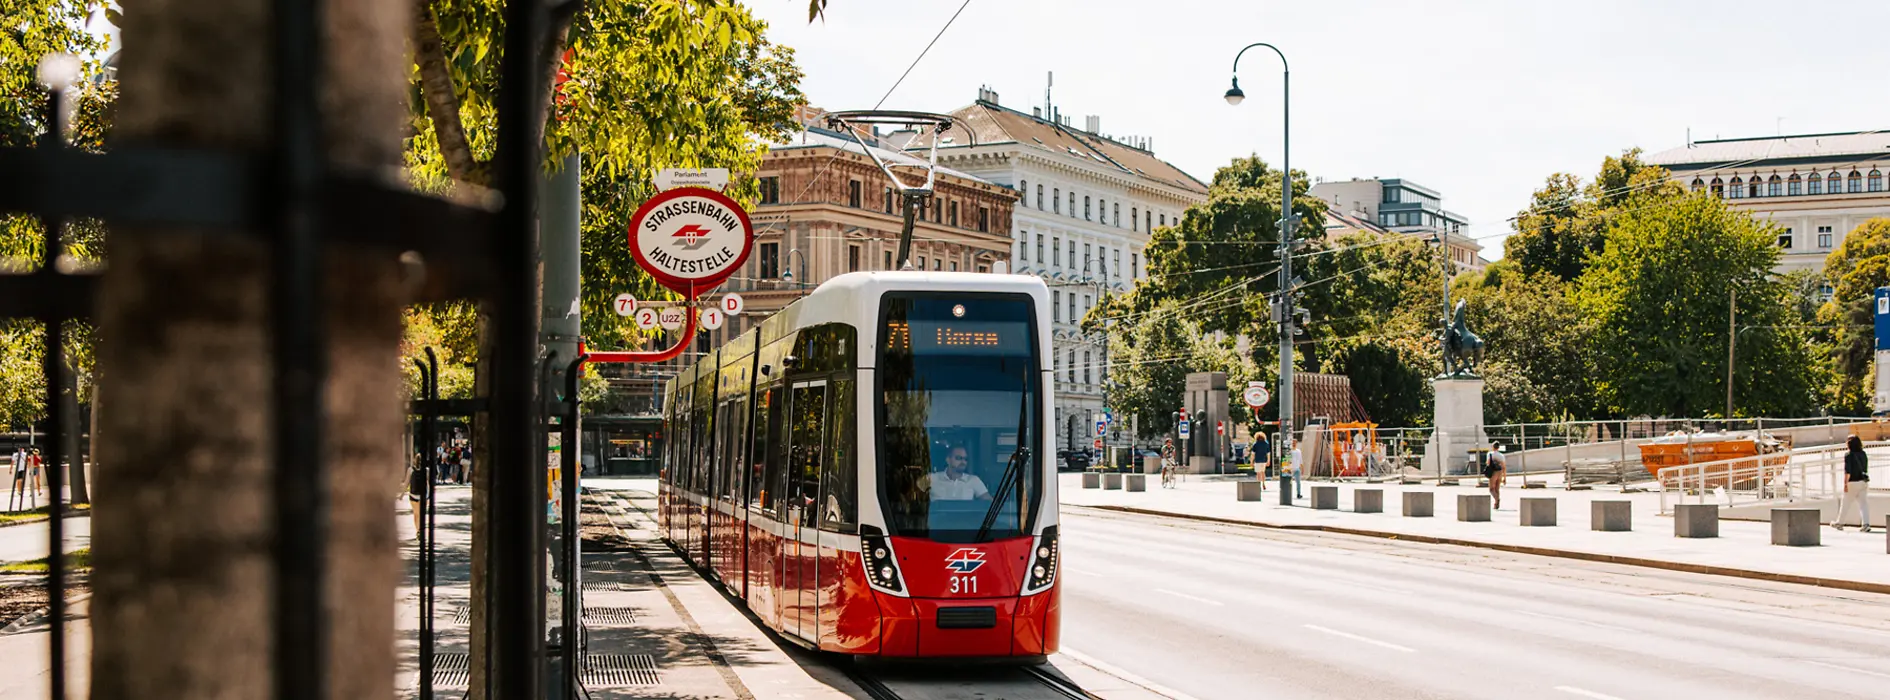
[{"left": 923, "top": 444, "right": 992, "bottom": 502}]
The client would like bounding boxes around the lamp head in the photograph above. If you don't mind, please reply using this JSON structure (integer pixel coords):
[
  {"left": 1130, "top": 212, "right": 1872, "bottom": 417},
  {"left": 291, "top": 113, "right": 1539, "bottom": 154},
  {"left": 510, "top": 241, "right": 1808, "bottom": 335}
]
[
  {"left": 781, "top": 269, "right": 793, "bottom": 282},
  {"left": 1223, "top": 77, "right": 1245, "bottom": 106}
]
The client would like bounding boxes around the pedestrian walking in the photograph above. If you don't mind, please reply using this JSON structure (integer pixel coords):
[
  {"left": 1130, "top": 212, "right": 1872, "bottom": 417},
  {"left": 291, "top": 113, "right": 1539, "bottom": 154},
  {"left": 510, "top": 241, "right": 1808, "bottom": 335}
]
[
  {"left": 8, "top": 447, "right": 25, "bottom": 510},
  {"left": 1288, "top": 441, "right": 1303, "bottom": 498},
  {"left": 27, "top": 448, "right": 45, "bottom": 497},
  {"left": 408, "top": 452, "right": 430, "bottom": 538},
  {"left": 1254, "top": 433, "right": 1273, "bottom": 478},
  {"left": 1484, "top": 443, "right": 1508, "bottom": 510},
  {"left": 1832, "top": 435, "right": 1872, "bottom": 532}
]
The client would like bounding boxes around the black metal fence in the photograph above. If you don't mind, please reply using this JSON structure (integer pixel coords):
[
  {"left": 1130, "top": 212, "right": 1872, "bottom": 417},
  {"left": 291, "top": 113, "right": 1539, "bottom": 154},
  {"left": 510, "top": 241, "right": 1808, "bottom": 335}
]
[{"left": 0, "top": 0, "right": 552, "bottom": 697}]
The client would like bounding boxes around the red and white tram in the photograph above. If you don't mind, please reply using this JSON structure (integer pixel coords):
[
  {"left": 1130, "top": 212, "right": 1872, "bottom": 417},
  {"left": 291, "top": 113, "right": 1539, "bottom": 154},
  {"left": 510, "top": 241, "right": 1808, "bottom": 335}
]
[{"left": 658, "top": 271, "right": 1059, "bottom": 659}]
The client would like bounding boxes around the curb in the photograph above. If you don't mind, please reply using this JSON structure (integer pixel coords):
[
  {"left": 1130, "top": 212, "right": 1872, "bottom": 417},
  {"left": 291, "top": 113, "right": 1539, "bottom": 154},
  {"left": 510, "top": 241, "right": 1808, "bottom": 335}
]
[
  {"left": 0, "top": 510, "right": 92, "bottom": 528},
  {"left": 1079, "top": 504, "right": 1890, "bottom": 597}
]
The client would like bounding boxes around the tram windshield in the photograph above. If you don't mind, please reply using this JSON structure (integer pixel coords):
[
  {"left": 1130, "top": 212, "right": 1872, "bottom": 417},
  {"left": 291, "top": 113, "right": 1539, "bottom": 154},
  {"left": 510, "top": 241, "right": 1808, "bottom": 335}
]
[{"left": 878, "top": 292, "right": 1042, "bottom": 543}]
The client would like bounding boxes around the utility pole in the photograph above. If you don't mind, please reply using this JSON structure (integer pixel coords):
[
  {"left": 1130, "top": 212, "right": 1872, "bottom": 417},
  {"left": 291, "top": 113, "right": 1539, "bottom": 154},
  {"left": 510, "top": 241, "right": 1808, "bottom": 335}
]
[
  {"left": 1726, "top": 287, "right": 1736, "bottom": 419},
  {"left": 1225, "top": 42, "right": 1295, "bottom": 453}
]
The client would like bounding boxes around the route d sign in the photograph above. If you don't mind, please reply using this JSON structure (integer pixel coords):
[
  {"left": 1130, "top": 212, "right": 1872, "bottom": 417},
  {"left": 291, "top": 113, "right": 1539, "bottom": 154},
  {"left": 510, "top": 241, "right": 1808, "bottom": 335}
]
[{"left": 629, "top": 187, "right": 754, "bottom": 295}]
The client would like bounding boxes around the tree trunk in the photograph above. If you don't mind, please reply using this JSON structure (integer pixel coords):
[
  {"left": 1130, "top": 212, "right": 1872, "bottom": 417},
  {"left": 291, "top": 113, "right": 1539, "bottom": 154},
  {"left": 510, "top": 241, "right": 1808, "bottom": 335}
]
[
  {"left": 64, "top": 366, "right": 87, "bottom": 505},
  {"left": 92, "top": 1, "right": 410, "bottom": 699}
]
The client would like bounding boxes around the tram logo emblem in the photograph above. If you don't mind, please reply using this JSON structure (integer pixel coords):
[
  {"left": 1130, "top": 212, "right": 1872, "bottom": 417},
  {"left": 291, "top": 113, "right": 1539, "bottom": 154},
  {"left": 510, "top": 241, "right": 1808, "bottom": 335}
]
[
  {"left": 671, "top": 224, "right": 714, "bottom": 251},
  {"left": 944, "top": 548, "right": 986, "bottom": 573}
]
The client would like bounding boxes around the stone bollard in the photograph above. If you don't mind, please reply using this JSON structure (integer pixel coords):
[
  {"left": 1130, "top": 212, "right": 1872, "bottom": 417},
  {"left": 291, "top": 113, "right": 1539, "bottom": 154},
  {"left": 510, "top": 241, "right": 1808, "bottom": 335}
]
[
  {"left": 1591, "top": 500, "right": 1631, "bottom": 532},
  {"left": 1354, "top": 489, "right": 1384, "bottom": 513},
  {"left": 1457, "top": 494, "right": 1491, "bottom": 522},
  {"left": 1278, "top": 475, "right": 1293, "bottom": 506},
  {"left": 1402, "top": 491, "right": 1434, "bottom": 517},
  {"left": 1126, "top": 474, "right": 1146, "bottom": 492},
  {"left": 1236, "top": 480, "right": 1263, "bottom": 501},
  {"left": 1520, "top": 498, "right": 1557, "bottom": 526},
  {"left": 1103, "top": 473, "right": 1123, "bottom": 490},
  {"left": 1771, "top": 508, "right": 1821, "bottom": 546},
  {"left": 1674, "top": 503, "right": 1718, "bottom": 538},
  {"left": 1311, "top": 485, "right": 1338, "bottom": 510},
  {"left": 1082, "top": 472, "right": 1101, "bottom": 489}
]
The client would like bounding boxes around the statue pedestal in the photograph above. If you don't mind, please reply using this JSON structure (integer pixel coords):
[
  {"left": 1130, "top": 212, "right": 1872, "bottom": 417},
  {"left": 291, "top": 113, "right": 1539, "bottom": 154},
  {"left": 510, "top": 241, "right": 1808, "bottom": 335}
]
[{"left": 1423, "top": 377, "right": 1485, "bottom": 477}]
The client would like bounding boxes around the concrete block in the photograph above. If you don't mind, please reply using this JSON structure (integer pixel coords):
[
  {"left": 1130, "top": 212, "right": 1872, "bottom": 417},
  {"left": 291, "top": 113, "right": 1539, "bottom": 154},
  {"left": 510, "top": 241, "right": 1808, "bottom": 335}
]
[
  {"left": 1520, "top": 498, "right": 1557, "bottom": 526},
  {"left": 1278, "top": 476, "right": 1293, "bottom": 505},
  {"left": 1457, "top": 494, "right": 1491, "bottom": 522},
  {"left": 1402, "top": 491, "right": 1434, "bottom": 517},
  {"left": 1125, "top": 474, "right": 1146, "bottom": 492},
  {"left": 1354, "top": 489, "right": 1384, "bottom": 513},
  {"left": 1236, "top": 480, "right": 1263, "bottom": 501},
  {"left": 1771, "top": 508, "right": 1821, "bottom": 546},
  {"left": 1081, "top": 473, "right": 1100, "bottom": 489},
  {"left": 1674, "top": 503, "right": 1719, "bottom": 538},
  {"left": 1103, "top": 473, "right": 1123, "bottom": 490},
  {"left": 1311, "top": 485, "right": 1339, "bottom": 510},
  {"left": 1591, "top": 500, "right": 1631, "bottom": 532}
]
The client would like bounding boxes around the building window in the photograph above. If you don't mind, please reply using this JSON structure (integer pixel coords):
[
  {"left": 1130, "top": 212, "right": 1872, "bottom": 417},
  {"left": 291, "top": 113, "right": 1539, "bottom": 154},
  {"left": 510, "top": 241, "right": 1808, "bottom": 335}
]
[
  {"left": 1746, "top": 177, "right": 1759, "bottom": 198},
  {"left": 1819, "top": 225, "right": 1833, "bottom": 249},
  {"left": 1114, "top": 203, "right": 1121, "bottom": 227},
  {"left": 1067, "top": 296, "right": 1075, "bottom": 326},
  {"left": 1711, "top": 177, "right": 1724, "bottom": 198},
  {"left": 1067, "top": 350, "right": 1076, "bottom": 383},
  {"left": 1728, "top": 177, "right": 1744, "bottom": 199},
  {"left": 949, "top": 201, "right": 959, "bottom": 227},
  {"left": 978, "top": 207, "right": 989, "bottom": 232},
  {"left": 1053, "top": 238, "right": 1061, "bottom": 268},
  {"left": 1053, "top": 188, "right": 1060, "bottom": 213},
  {"left": 1691, "top": 178, "right": 1704, "bottom": 192},
  {"left": 918, "top": 255, "right": 927, "bottom": 269},
  {"left": 1820, "top": 284, "right": 1836, "bottom": 302},
  {"left": 1159, "top": 213, "right": 1167, "bottom": 227},
  {"left": 848, "top": 180, "right": 862, "bottom": 208},
  {"left": 1036, "top": 234, "right": 1045, "bottom": 263},
  {"left": 1132, "top": 206, "right": 1139, "bottom": 231},
  {"left": 1848, "top": 171, "right": 1862, "bottom": 193},
  {"left": 759, "top": 176, "right": 781, "bottom": 204},
  {"left": 933, "top": 258, "right": 941, "bottom": 271},
  {"left": 1020, "top": 180, "right": 1028, "bottom": 207},
  {"left": 1017, "top": 238, "right": 1026, "bottom": 263},
  {"left": 1132, "top": 252, "right": 1140, "bottom": 279},
  {"left": 1084, "top": 243, "right": 1092, "bottom": 275},
  {"left": 1053, "top": 291, "right": 1061, "bottom": 322},
  {"left": 1777, "top": 229, "right": 1793, "bottom": 249},
  {"left": 1871, "top": 170, "right": 1884, "bottom": 192},
  {"left": 1808, "top": 173, "right": 1823, "bottom": 195},
  {"left": 1146, "top": 211, "right": 1152, "bottom": 232},
  {"left": 1083, "top": 351, "right": 1092, "bottom": 384},
  {"left": 1788, "top": 174, "right": 1803, "bottom": 196},
  {"left": 1114, "top": 249, "right": 1121, "bottom": 279},
  {"left": 1037, "top": 184, "right": 1044, "bottom": 210},
  {"left": 884, "top": 187, "right": 894, "bottom": 213},
  {"left": 759, "top": 242, "right": 780, "bottom": 278},
  {"left": 1068, "top": 241, "right": 1077, "bottom": 269},
  {"left": 884, "top": 250, "right": 893, "bottom": 269},
  {"left": 848, "top": 244, "right": 861, "bottom": 272},
  {"left": 1768, "top": 176, "right": 1782, "bottom": 197},
  {"left": 950, "top": 261, "right": 958, "bottom": 271},
  {"left": 933, "top": 197, "right": 942, "bottom": 222},
  {"left": 1084, "top": 196, "right": 1092, "bottom": 221},
  {"left": 1069, "top": 192, "right": 1076, "bottom": 218}
]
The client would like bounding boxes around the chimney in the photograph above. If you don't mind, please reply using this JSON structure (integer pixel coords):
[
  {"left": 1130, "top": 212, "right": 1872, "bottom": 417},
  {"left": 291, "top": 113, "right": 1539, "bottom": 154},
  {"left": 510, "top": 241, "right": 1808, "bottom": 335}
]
[
  {"left": 1052, "top": 106, "right": 1060, "bottom": 124},
  {"left": 1032, "top": 106, "right": 1042, "bottom": 119},
  {"left": 978, "top": 85, "right": 1000, "bottom": 105},
  {"left": 1085, "top": 115, "right": 1100, "bottom": 133}
]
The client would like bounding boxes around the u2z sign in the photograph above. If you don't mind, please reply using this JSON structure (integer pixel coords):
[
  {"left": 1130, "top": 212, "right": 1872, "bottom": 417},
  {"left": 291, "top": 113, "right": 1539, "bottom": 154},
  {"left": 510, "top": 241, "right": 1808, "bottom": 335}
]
[{"left": 629, "top": 187, "right": 754, "bottom": 295}]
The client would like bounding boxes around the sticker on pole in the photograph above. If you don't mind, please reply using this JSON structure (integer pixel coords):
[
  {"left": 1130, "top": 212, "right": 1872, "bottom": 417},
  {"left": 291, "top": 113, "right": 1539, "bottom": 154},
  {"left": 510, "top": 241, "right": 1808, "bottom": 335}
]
[
  {"left": 629, "top": 187, "right": 754, "bottom": 295},
  {"left": 613, "top": 293, "right": 638, "bottom": 317},
  {"left": 701, "top": 308, "right": 726, "bottom": 331},
  {"left": 633, "top": 307, "right": 660, "bottom": 330},
  {"left": 659, "top": 307, "right": 686, "bottom": 331},
  {"left": 720, "top": 292, "right": 745, "bottom": 316},
  {"left": 1243, "top": 384, "right": 1271, "bottom": 408}
]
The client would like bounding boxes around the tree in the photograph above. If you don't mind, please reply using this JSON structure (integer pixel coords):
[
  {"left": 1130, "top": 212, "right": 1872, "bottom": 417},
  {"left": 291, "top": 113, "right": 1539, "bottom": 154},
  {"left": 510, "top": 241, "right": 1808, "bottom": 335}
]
[
  {"left": 1506, "top": 149, "right": 1680, "bottom": 283},
  {"left": 1815, "top": 217, "right": 1890, "bottom": 412},
  {"left": 1576, "top": 190, "right": 1820, "bottom": 417},
  {"left": 1100, "top": 301, "right": 1258, "bottom": 440},
  {"left": 92, "top": 0, "right": 409, "bottom": 697},
  {"left": 1453, "top": 260, "right": 1596, "bottom": 423}
]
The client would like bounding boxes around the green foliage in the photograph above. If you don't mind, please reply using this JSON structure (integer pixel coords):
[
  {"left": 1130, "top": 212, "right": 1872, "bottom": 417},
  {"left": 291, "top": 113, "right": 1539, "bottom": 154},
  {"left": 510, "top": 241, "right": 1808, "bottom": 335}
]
[
  {"left": 1815, "top": 218, "right": 1890, "bottom": 412},
  {"left": 1102, "top": 301, "right": 1257, "bottom": 439},
  {"left": 1321, "top": 339, "right": 1430, "bottom": 427},
  {"left": 1453, "top": 261, "right": 1595, "bottom": 423},
  {"left": 1506, "top": 149, "right": 1681, "bottom": 282},
  {"left": 401, "top": 304, "right": 480, "bottom": 400},
  {"left": 1576, "top": 191, "right": 1820, "bottom": 417}
]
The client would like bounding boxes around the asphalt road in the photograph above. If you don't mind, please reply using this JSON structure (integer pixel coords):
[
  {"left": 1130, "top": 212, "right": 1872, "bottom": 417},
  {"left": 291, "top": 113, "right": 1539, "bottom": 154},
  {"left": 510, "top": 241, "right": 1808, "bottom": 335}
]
[{"left": 1058, "top": 506, "right": 1890, "bottom": 700}]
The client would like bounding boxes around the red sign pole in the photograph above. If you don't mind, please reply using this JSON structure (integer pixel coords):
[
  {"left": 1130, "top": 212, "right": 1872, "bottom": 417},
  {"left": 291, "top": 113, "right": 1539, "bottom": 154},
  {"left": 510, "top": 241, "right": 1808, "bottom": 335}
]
[{"left": 587, "top": 306, "right": 698, "bottom": 364}]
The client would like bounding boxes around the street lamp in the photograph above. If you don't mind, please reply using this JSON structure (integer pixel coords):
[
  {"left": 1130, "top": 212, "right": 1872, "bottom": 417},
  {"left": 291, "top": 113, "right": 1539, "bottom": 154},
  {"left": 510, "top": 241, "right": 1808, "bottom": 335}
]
[
  {"left": 779, "top": 248, "right": 809, "bottom": 292},
  {"left": 1226, "top": 41, "right": 1296, "bottom": 453}
]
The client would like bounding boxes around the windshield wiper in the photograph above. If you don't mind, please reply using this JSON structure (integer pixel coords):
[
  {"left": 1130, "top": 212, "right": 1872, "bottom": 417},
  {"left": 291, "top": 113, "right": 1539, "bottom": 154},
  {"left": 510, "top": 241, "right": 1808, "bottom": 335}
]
[{"left": 975, "top": 370, "right": 1033, "bottom": 543}]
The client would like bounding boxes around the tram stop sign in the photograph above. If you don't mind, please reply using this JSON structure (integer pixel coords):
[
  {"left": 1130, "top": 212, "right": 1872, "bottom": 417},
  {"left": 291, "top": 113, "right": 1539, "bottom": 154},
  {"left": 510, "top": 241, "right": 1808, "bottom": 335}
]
[
  {"left": 1243, "top": 382, "right": 1271, "bottom": 409},
  {"left": 629, "top": 187, "right": 754, "bottom": 296}
]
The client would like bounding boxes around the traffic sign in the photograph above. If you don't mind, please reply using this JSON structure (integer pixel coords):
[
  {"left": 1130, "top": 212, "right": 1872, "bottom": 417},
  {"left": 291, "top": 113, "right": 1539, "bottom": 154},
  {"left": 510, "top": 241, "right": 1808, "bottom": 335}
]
[
  {"left": 1095, "top": 420, "right": 1107, "bottom": 437},
  {"left": 720, "top": 292, "right": 745, "bottom": 316},
  {"left": 1093, "top": 438, "right": 1103, "bottom": 450},
  {"left": 1243, "top": 384, "right": 1271, "bottom": 408},
  {"left": 1217, "top": 420, "right": 1225, "bottom": 435},
  {"left": 653, "top": 168, "right": 731, "bottom": 191},
  {"left": 629, "top": 187, "right": 754, "bottom": 295},
  {"left": 701, "top": 308, "right": 726, "bottom": 331},
  {"left": 1178, "top": 419, "right": 1191, "bottom": 439},
  {"left": 633, "top": 307, "right": 660, "bottom": 330},
  {"left": 612, "top": 293, "right": 638, "bottom": 317}
]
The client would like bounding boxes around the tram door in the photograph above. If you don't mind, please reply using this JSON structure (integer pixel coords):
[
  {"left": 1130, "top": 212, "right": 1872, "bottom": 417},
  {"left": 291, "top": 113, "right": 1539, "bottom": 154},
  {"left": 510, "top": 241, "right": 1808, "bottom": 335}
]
[{"left": 781, "top": 380, "right": 828, "bottom": 642}]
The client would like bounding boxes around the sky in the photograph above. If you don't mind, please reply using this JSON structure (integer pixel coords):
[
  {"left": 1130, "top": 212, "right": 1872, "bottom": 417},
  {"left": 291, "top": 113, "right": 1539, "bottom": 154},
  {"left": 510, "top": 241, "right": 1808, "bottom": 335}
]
[{"left": 748, "top": 0, "right": 1890, "bottom": 258}]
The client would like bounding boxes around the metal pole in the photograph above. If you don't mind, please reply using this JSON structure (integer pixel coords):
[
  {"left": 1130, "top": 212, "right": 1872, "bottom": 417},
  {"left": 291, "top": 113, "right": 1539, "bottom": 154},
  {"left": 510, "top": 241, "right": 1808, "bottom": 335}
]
[
  {"left": 561, "top": 356, "right": 587, "bottom": 700},
  {"left": 1230, "top": 42, "right": 1293, "bottom": 459},
  {"left": 1726, "top": 287, "right": 1736, "bottom": 419},
  {"left": 415, "top": 354, "right": 437, "bottom": 700},
  {"left": 37, "top": 83, "right": 70, "bottom": 700}
]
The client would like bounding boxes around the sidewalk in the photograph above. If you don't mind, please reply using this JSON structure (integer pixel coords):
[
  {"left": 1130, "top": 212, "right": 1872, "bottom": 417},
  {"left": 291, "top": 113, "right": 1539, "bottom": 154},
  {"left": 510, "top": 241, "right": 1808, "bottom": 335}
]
[
  {"left": 0, "top": 512, "right": 90, "bottom": 563},
  {"left": 1063, "top": 472, "right": 1890, "bottom": 592}
]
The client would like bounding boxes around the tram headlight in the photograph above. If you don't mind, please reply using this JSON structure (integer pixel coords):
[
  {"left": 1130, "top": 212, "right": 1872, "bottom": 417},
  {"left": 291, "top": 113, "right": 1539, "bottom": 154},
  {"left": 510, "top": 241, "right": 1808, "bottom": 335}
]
[
  {"left": 859, "top": 526, "right": 906, "bottom": 596},
  {"left": 1024, "top": 526, "right": 1060, "bottom": 594},
  {"left": 881, "top": 566, "right": 896, "bottom": 580}
]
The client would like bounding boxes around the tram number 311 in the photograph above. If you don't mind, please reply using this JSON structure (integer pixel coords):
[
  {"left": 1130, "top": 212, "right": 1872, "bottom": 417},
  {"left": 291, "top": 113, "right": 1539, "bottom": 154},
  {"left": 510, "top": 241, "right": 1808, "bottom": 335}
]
[{"left": 950, "top": 575, "right": 980, "bottom": 594}]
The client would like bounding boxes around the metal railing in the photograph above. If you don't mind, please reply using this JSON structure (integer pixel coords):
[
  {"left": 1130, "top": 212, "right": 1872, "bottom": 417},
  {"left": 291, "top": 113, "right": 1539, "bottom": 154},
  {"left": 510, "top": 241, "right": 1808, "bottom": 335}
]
[{"left": 1656, "top": 443, "right": 1865, "bottom": 514}]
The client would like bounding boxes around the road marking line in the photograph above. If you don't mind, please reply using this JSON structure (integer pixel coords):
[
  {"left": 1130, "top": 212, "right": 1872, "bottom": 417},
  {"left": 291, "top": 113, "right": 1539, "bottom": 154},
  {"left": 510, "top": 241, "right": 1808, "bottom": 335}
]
[
  {"left": 1301, "top": 624, "right": 1415, "bottom": 653},
  {"left": 1554, "top": 686, "right": 1626, "bottom": 700},
  {"left": 1804, "top": 660, "right": 1890, "bottom": 679},
  {"left": 1059, "top": 647, "right": 1206, "bottom": 700},
  {"left": 1153, "top": 588, "right": 1224, "bottom": 606},
  {"left": 1512, "top": 609, "right": 1636, "bottom": 633}
]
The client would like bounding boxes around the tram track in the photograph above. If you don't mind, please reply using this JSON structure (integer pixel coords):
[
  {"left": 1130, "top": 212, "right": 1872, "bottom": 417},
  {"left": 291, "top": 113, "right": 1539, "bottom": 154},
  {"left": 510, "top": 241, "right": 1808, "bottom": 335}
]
[{"left": 841, "top": 663, "right": 1093, "bottom": 700}]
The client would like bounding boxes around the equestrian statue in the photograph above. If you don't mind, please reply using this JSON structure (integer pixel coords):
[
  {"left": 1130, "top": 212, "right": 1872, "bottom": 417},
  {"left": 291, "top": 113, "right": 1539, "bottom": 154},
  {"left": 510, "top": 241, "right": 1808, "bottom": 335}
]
[{"left": 1440, "top": 299, "right": 1485, "bottom": 378}]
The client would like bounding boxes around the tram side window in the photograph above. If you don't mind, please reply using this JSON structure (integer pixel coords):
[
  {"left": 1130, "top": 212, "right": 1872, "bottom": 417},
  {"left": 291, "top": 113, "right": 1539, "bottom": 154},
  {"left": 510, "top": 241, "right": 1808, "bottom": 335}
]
[
  {"left": 751, "top": 386, "right": 781, "bottom": 510},
  {"left": 820, "top": 378, "right": 858, "bottom": 532},
  {"left": 713, "top": 401, "right": 734, "bottom": 500},
  {"left": 787, "top": 383, "right": 828, "bottom": 524},
  {"left": 725, "top": 396, "right": 749, "bottom": 502}
]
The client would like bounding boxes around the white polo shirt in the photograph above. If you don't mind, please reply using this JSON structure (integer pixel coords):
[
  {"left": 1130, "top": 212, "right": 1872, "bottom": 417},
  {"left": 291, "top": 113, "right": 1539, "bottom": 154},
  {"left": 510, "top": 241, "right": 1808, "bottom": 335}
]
[{"left": 927, "top": 470, "right": 990, "bottom": 501}]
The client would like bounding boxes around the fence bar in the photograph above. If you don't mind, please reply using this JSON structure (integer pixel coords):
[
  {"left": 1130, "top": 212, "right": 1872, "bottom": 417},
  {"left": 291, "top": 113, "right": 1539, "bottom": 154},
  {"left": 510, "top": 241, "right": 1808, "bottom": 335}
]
[
  {"left": 270, "top": 0, "right": 330, "bottom": 697},
  {"left": 492, "top": 0, "right": 549, "bottom": 694},
  {"left": 39, "top": 82, "right": 69, "bottom": 700}
]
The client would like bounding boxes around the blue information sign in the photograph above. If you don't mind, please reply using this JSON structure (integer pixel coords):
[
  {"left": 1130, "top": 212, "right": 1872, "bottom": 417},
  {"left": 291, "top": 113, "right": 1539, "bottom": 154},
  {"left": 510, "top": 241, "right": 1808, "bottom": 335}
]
[{"left": 1876, "top": 287, "right": 1890, "bottom": 351}]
